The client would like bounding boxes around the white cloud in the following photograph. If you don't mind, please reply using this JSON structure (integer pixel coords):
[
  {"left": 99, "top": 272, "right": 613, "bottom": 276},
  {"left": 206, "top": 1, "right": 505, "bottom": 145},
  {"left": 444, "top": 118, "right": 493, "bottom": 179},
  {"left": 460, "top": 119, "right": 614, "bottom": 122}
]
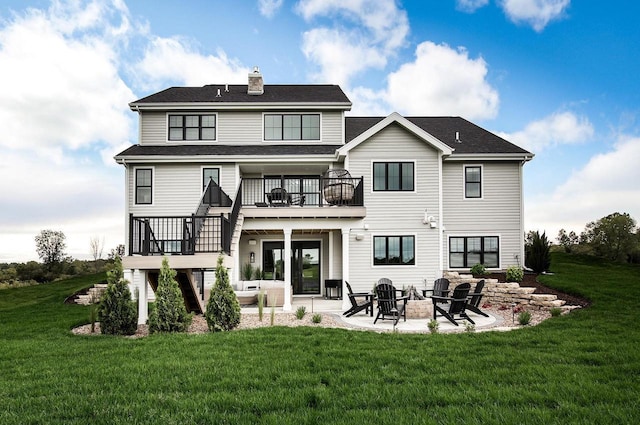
[
  {"left": 258, "top": 0, "right": 284, "bottom": 18},
  {"left": 296, "top": 0, "right": 409, "bottom": 87},
  {"left": 497, "top": 111, "right": 594, "bottom": 153},
  {"left": 134, "top": 37, "right": 249, "bottom": 89},
  {"left": 456, "top": 0, "right": 490, "bottom": 13},
  {"left": 499, "top": 0, "right": 570, "bottom": 32},
  {"left": 384, "top": 41, "right": 499, "bottom": 120},
  {"left": 526, "top": 135, "right": 640, "bottom": 236},
  {"left": 0, "top": 0, "right": 136, "bottom": 158}
]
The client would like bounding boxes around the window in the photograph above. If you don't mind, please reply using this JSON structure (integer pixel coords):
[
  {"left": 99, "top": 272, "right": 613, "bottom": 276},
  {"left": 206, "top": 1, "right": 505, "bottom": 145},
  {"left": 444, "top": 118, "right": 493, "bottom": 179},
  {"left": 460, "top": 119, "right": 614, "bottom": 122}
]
[
  {"left": 262, "top": 241, "right": 284, "bottom": 280},
  {"left": 135, "top": 168, "right": 152, "bottom": 204},
  {"left": 264, "top": 114, "right": 320, "bottom": 140},
  {"left": 168, "top": 114, "right": 216, "bottom": 141},
  {"left": 449, "top": 236, "right": 499, "bottom": 268},
  {"left": 373, "top": 236, "right": 415, "bottom": 265},
  {"left": 202, "top": 168, "right": 220, "bottom": 191},
  {"left": 465, "top": 166, "right": 482, "bottom": 198},
  {"left": 373, "top": 162, "right": 414, "bottom": 191}
]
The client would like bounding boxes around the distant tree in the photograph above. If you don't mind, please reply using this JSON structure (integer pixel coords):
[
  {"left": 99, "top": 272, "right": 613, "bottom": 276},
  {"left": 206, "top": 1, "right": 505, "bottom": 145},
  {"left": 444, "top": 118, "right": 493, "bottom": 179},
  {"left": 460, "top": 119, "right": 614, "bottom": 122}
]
[
  {"left": 34, "top": 230, "right": 67, "bottom": 267},
  {"left": 525, "top": 231, "right": 551, "bottom": 273},
  {"left": 89, "top": 236, "right": 104, "bottom": 272},
  {"left": 557, "top": 228, "right": 579, "bottom": 253},
  {"left": 580, "top": 212, "right": 638, "bottom": 262},
  {"left": 108, "top": 244, "right": 125, "bottom": 261}
]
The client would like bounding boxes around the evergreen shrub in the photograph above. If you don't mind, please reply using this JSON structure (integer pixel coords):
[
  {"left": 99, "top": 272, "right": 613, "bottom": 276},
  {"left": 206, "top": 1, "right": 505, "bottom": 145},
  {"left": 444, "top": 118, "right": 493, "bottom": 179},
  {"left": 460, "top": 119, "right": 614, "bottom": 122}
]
[
  {"left": 148, "top": 257, "right": 192, "bottom": 333},
  {"left": 98, "top": 257, "right": 137, "bottom": 335},
  {"left": 205, "top": 256, "right": 241, "bottom": 331}
]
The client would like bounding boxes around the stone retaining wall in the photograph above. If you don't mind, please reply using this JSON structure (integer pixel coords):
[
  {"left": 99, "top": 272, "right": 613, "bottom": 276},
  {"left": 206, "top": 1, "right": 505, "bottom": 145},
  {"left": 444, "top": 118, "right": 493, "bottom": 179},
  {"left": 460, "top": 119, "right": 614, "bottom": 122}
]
[
  {"left": 443, "top": 272, "right": 568, "bottom": 311},
  {"left": 74, "top": 284, "right": 108, "bottom": 305}
]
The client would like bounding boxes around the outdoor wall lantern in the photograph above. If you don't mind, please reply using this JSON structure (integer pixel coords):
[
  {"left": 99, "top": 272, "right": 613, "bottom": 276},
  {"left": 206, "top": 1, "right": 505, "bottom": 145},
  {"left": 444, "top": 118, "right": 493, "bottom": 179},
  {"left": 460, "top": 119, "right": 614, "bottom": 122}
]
[
  {"left": 249, "top": 252, "right": 255, "bottom": 263},
  {"left": 422, "top": 209, "right": 437, "bottom": 228}
]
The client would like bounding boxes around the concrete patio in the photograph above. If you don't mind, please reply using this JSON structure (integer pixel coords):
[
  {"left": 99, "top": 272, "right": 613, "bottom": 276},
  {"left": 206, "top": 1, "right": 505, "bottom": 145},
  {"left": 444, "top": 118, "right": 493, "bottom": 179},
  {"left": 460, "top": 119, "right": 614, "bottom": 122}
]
[{"left": 239, "top": 296, "right": 509, "bottom": 333}]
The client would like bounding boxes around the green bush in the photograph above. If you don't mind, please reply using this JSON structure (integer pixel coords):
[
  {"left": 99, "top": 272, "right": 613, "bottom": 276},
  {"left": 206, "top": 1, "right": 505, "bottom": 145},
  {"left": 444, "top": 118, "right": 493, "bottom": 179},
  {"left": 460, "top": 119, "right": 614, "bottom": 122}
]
[
  {"left": 518, "top": 310, "right": 532, "bottom": 326},
  {"left": 149, "top": 258, "right": 192, "bottom": 333},
  {"left": 98, "top": 258, "right": 137, "bottom": 336},
  {"left": 253, "top": 267, "right": 263, "bottom": 280},
  {"left": 257, "top": 290, "right": 265, "bottom": 321},
  {"left": 506, "top": 265, "right": 524, "bottom": 282},
  {"left": 525, "top": 231, "right": 551, "bottom": 273},
  {"left": 205, "top": 256, "right": 241, "bottom": 332},
  {"left": 470, "top": 263, "right": 487, "bottom": 277},
  {"left": 312, "top": 313, "right": 322, "bottom": 323},
  {"left": 295, "top": 306, "right": 306, "bottom": 320},
  {"left": 550, "top": 307, "right": 562, "bottom": 317},
  {"left": 242, "top": 263, "right": 253, "bottom": 281},
  {"left": 428, "top": 319, "right": 439, "bottom": 334}
]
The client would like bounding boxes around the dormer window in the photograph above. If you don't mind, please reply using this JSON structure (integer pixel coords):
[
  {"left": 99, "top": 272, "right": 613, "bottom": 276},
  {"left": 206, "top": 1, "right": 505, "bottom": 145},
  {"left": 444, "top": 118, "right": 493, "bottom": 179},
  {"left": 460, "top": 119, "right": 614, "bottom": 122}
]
[
  {"left": 168, "top": 114, "right": 216, "bottom": 141},
  {"left": 264, "top": 113, "right": 320, "bottom": 141}
]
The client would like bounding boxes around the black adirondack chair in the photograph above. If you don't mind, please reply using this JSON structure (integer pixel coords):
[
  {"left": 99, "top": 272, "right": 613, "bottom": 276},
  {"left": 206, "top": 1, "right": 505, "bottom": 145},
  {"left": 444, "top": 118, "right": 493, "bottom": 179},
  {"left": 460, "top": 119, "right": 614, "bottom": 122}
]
[
  {"left": 465, "top": 279, "right": 489, "bottom": 318},
  {"left": 343, "top": 281, "right": 373, "bottom": 317},
  {"left": 432, "top": 282, "right": 473, "bottom": 326},
  {"left": 423, "top": 278, "right": 450, "bottom": 300},
  {"left": 373, "top": 279, "right": 408, "bottom": 325}
]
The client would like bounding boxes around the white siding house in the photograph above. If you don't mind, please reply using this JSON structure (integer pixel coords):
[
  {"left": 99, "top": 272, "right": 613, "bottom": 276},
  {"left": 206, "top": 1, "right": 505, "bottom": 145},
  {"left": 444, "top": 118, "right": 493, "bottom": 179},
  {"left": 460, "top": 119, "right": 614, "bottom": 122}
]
[{"left": 115, "top": 69, "right": 533, "bottom": 323}]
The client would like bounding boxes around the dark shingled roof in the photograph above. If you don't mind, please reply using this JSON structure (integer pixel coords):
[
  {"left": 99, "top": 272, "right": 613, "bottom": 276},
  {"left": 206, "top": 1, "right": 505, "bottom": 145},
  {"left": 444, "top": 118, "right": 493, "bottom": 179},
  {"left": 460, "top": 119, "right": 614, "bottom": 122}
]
[
  {"left": 131, "top": 84, "right": 351, "bottom": 105},
  {"left": 345, "top": 116, "right": 531, "bottom": 155},
  {"left": 116, "top": 144, "right": 342, "bottom": 158}
]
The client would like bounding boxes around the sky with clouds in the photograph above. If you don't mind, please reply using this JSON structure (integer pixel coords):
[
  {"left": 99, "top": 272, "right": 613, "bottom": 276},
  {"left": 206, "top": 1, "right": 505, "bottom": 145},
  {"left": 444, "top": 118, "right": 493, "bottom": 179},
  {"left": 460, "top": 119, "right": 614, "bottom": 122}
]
[{"left": 0, "top": 0, "right": 638, "bottom": 262}]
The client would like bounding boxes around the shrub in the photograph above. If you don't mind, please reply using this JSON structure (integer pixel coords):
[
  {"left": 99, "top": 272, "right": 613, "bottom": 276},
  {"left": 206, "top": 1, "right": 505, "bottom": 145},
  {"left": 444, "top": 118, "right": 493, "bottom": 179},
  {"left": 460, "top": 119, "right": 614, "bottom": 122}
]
[
  {"left": 205, "top": 256, "right": 241, "bottom": 332},
  {"left": 98, "top": 257, "right": 137, "bottom": 336},
  {"left": 253, "top": 267, "right": 263, "bottom": 280},
  {"left": 149, "top": 257, "right": 192, "bottom": 333},
  {"left": 464, "top": 320, "right": 475, "bottom": 333},
  {"left": 295, "top": 306, "right": 306, "bottom": 320},
  {"left": 470, "top": 263, "right": 487, "bottom": 277},
  {"left": 518, "top": 310, "right": 532, "bottom": 326},
  {"left": 257, "top": 290, "right": 265, "bottom": 321},
  {"left": 506, "top": 265, "right": 524, "bottom": 282},
  {"left": 242, "top": 263, "right": 254, "bottom": 281},
  {"left": 525, "top": 231, "right": 551, "bottom": 273},
  {"left": 428, "top": 319, "right": 439, "bottom": 334},
  {"left": 550, "top": 307, "right": 562, "bottom": 317},
  {"left": 312, "top": 313, "right": 322, "bottom": 324}
]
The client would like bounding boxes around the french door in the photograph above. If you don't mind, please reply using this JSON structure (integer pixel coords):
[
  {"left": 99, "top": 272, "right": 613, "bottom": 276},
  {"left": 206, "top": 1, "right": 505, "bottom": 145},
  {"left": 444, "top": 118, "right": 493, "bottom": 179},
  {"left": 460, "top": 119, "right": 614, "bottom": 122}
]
[{"left": 291, "top": 241, "right": 321, "bottom": 295}]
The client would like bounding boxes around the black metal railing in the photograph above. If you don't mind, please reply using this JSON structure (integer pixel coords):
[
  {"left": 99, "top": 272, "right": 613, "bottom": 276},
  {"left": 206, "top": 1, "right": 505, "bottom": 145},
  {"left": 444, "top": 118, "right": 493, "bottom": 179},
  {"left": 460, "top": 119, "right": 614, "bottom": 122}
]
[
  {"left": 240, "top": 176, "right": 364, "bottom": 207},
  {"left": 129, "top": 214, "right": 229, "bottom": 256},
  {"left": 225, "top": 183, "right": 243, "bottom": 253}
]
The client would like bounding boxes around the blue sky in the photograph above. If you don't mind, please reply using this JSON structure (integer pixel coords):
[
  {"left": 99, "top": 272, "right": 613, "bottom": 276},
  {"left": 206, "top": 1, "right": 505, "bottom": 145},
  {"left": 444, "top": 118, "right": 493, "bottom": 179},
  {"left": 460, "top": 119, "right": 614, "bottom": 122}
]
[{"left": 1, "top": 0, "right": 639, "bottom": 262}]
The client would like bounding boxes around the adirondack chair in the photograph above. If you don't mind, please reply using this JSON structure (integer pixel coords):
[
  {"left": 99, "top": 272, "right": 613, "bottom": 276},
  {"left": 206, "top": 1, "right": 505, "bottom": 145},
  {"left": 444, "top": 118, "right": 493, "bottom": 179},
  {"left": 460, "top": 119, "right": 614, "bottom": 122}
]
[
  {"left": 423, "top": 278, "right": 450, "bottom": 300},
  {"left": 432, "top": 282, "right": 473, "bottom": 326},
  {"left": 373, "top": 279, "right": 408, "bottom": 325},
  {"left": 465, "top": 279, "right": 489, "bottom": 318},
  {"left": 343, "top": 281, "right": 373, "bottom": 317}
]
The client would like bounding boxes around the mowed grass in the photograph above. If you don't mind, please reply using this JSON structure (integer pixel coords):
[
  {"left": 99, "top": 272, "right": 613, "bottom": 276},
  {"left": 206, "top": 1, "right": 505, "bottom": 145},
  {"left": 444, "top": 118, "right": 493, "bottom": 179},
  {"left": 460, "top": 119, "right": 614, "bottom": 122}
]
[{"left": 1, "top": 253, "right": 639, "bottom": 424}]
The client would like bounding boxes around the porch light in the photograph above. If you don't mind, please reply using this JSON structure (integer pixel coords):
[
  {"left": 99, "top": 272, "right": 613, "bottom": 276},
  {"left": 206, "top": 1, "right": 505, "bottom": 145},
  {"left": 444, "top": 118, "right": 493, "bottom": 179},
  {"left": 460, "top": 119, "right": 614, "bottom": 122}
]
[
  {"left": 422, "top": 209, "right": 438, "bottom": 228},
  {"left": 250, "top": 252, "right": 255, "bottom": 263}
]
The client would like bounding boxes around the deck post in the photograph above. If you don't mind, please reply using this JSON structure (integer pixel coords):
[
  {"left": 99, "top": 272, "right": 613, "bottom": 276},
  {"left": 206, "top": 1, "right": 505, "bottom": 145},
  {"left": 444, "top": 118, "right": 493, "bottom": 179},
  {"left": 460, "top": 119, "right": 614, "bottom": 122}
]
[
  {"left": 283, "top": 227, "right": 292, "bottom": 311},
  {"left": 341, "top": 227, "right": 351, "bottom": 311},
  {"left": 135, "top": 269, "right": 148, "bottom": 325}
]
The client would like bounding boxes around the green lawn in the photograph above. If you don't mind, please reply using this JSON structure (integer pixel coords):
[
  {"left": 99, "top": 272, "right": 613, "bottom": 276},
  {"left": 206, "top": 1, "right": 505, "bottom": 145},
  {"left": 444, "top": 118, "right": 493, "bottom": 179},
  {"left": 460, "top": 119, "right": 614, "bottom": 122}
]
[{"left": 1, "top": 253, "right": 639, "bottom": 424}]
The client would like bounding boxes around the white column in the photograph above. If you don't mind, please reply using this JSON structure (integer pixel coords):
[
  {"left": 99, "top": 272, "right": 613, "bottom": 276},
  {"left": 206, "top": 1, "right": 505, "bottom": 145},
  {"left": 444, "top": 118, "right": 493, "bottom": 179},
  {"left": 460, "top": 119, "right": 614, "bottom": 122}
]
[
  {"left": 135, "top": 269, "right": 148, "bottom": 325},
  {"left": 341, "top": 227, "right": 351, "bottom": 311},
  {"left": 283, "top": 228, "right": 292, "bottom": 311}
]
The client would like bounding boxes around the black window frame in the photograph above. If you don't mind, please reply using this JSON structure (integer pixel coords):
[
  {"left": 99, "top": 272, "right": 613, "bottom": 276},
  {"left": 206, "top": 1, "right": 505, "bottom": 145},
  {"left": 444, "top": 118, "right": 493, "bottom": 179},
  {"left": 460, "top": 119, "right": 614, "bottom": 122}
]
[
  {"left": 464, "top": 165, "right": 482, "bottom": 198},
  {"left": 135, "top": 168, "right": 153, "bottom": 205},
  {"left": 202, "top": 168, "right": 220, "bottom": 191},
  {"left": 373, "top": 235, "right": 416, "bottom": 266},
  {"left": 373, "top": 162, "right": 415, "bottom": 191},
  {"left": 449, "top": 236, "right": 499, "bottom": 268},
  {"left": 264, "top": 113, "right": 320, "bottom": 141},
  {"left": 168, "top": 114, "right": 216, "bottom": 141}
]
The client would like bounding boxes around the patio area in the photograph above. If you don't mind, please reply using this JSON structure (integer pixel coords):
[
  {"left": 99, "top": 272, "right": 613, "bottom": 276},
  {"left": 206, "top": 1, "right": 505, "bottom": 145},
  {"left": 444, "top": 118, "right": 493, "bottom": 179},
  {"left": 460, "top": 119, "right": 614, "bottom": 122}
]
[{"left": 239, "top": 296, "right": 511, "bottom": 333}]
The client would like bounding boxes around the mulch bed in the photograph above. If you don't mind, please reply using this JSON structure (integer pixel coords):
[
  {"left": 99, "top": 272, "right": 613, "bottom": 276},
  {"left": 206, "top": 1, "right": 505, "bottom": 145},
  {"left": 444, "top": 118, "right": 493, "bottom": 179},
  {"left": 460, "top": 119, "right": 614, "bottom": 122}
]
[{"left": 486, "top": 272, "right": 591, "bottom": 308}]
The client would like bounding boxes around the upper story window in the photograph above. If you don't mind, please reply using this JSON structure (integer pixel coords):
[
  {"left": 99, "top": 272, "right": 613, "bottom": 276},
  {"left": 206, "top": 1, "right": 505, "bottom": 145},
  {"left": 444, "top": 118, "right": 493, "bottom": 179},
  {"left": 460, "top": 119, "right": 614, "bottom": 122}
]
[
  {"left": 373, "top": 235, "right": 415, "bottom": 266},
  {"left": 135, "top": 168, "right": 152, "bottom": 205},
  {"left": 465, "top": 165, "right": 482, "bottom": 198},
  {"left": 169, "top": 114, "right": 216, "bottom": 141},
  {"left": 202, "top": 168, "right": 220, "bottom": 191},
  {"left": 373, "top": 162, "right": 414, "bottom": 191},
  {"left": 264, "top": 114, "right": 320, "bottom": 141}
]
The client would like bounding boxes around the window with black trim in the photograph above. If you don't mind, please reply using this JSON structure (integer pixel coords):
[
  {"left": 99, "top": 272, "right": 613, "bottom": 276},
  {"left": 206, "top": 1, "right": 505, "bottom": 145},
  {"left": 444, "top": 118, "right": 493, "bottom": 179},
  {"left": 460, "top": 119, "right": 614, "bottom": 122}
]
[
  {"left": 373, "top": 236, "right": 415, "bottom": 265},
  {"left": 449, "top": 236, "right": 499, "bottom": 268},
  {"left": 373, "top": 162, "right": 414, "bottom": 191},
  {"left": 135, "top": 168, "right": 152, "bottom": 204},
  {"left": 465, "top": 166, "right": 482, "bottom": 198},
  {"left": 168, "top": 114, "right": 216, "bottom": 141},
  {"left": 264, "top": 114, "right": 320, "bottom": 140},
  {"left": 202, "top": 168, "right": 220, "bottom": 191}
]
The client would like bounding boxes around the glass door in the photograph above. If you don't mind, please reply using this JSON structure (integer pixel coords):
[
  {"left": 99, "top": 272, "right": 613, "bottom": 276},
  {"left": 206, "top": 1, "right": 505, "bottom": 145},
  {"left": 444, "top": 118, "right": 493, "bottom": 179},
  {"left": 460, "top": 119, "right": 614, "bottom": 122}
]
[{"left": 291, "top": 241, "right": 321, "bottom": 295}]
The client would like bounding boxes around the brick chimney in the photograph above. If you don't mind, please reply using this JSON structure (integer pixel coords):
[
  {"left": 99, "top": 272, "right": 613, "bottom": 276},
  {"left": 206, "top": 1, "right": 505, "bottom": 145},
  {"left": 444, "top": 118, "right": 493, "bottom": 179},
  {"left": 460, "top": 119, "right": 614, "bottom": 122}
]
[{"left": 247, "top": 66, "right": 264, "bottom": 95}]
